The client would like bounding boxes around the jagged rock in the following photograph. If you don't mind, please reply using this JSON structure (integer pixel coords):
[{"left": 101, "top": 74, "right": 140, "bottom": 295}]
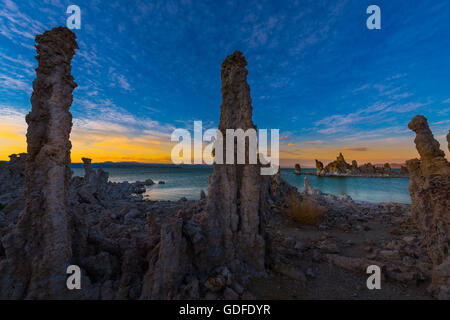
[
  {"left": 124, "top": 209, "right": 143, "bottom": 224},
  {"left": 408, "top": 116, "right": 446, "bottom": 162},
  {"left": 324, "top": 153, "right": 352, "bottom": 174},
  {"left": 273, "top": 262, "right": 306, "bottom": 281},
  {"left": 431, "top": 257, "right": 450, "bottom": 299},
  {"left": 337, "top": 153, "right": 344, "bottom": 162},
  {"left": 132, "top": 185, "right": 146, "bottom": 195},
  {"left": 200, "top": 189, "right": 206, "bottom": 200},
  {"left": 0, "top": 27, "right": 84, "bottom": 299},
  {"left": 315, "top": 159, "right": 324, "bottom": 173},
  {"left": 140, "top": 217, "right": 194, "bottom": 299},
  {"left": 71, "top": 158, "right": 145, "bottom": 202},
  {"left": 447, "top": 130, "right": 450, "bottom": 152},
  {"left": 325, "top": 254, "right": 382, "bottom": 273},
  {"left": 2, "top": 153, "right": 26, "bottom": 181},
  {"left": 315, "top": 153, "right": 407, "bottom": 177},
  {"left": 241, "top": 291, "right": 256, "bottom": 300},
  {"left": 80, "top": 251, "right": 119, "bottom": 282},
  {"left": 0, "top": 154, "right": 25, "bottom": 189},
  {"left": 0, "top": 153, "right": 26, "bottom": 221},
  {"left": 223, "top": 287, "right": 239, "bottom": 300},
  {"left": 144, "top": 179, "right": 154, "bottom": 186},
  {"left": 318, "top": 240, "right": 340, "bottom": 254},
  {"left": 202, "top": 51, "right": 269, "bottom": 277},
  {"left": 269, "top": 169, "right": 301, "bottom": 203},
  {"left": 231, "top": 281, "right": 245, "bottom": 295},
  {"left": 82, "top": 158, "right": 95, "bottom": 182},
  {"left": 406, "top": 115, "right": 449, "bottom": 299},
  {"left": 303, "top": 177, "right": 321, "bottom": 196},
  {"left": 294, "top": 163, "right": 301, "bottom": 175},
  {"left": 358, "top": 163, "right": 376, "bottom": 174},
  {"left": 101, "top": 280, "right": 115, "bottom": 300},
  {"left": 204, "top": 266, "right": 233, "bottom": 292},
  {"left": 400, "top": 165, "right": 409, "bottom": 175}
]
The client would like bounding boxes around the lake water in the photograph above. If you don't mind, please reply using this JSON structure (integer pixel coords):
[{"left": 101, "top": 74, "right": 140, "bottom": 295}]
[{"left": 72, "top": 167, "right": 411, "bottom": 204}]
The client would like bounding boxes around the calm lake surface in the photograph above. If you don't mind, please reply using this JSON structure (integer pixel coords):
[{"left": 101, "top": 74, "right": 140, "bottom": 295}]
[{"left": 72, "top": 167, "right": 411, "bottom": 204}]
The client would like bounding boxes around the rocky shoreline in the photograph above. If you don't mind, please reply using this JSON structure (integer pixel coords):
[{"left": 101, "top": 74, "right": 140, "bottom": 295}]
[
  {"left": 300, "top": 171, "right": 409, "bottom": 178},
  {"left": 0, "top": 27, "right": 448, "bottom": 300}
]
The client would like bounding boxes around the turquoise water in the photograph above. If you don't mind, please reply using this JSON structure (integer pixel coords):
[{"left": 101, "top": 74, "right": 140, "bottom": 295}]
[
  {"left": 282, "top": 169, "right": 411, "bottom": 204},
  {"left": 72, "top": 167, "right": 411, "bottom": 204}
]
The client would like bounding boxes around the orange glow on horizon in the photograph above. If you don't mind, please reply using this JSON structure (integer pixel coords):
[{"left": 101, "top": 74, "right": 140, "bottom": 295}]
[
  {"left": 0, "top": 134, "right": 428, "bottom": 166},
  {"left": 1, "top": 125, "right": 448, "bottom": 166}
]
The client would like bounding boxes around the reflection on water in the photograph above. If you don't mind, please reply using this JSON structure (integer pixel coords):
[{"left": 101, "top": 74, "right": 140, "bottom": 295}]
[{"left": 72, "top": 167, "right": 411, "bottom": 204}]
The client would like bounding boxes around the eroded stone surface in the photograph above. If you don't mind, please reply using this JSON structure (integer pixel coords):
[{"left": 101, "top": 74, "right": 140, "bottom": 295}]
[
  {"left": 295, "top": 164, "right": 301, "bottom": 175},
  {"left": 406, "top": 115, "right": 449, "bottom": 298},
  {"left": 0, "top": 27, "right": 79, "bottom": 299},
  {"left": 0, "top": 153, "right": 26, "bottom": 226},
  {"left": 315, "top": 159, "right": 324, "bottom": 173},
  {"left": 202, "top": 51, "right": 268, "bottom": 276}
]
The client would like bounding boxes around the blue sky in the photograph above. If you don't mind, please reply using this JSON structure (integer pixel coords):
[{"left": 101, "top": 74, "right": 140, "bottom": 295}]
[{"left": 0, "top": 0, "right": 449, "bottom": 166}]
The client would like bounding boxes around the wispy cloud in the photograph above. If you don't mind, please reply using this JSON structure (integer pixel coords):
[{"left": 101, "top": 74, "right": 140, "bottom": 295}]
[
  {"left": 392, "top": 92, "right": 412, "bottom": 99},
  {"left": 4, "top": 0, "right": 18, "bottom": 11},
  {"left": 0, "top": 0, "right": 48, "bottom": 44},
  {"left": 303, "top": 140, "right": 325, "bottom": 145},
  {"left": 343, "top": 147, "right": 368, "bottom": 152},
  {"left": 314, "top": 100, "right": 427, "bottom": 136},
  {"left": 0, "top": 52, "right": 34, "bottom": 69},
  {"left": 72, "top": 96, "right": 179, "bottom": 150},
  {"left": 0, "top": 103, "right": 27, "bottom": 126},
  {"left": 431, "top": 119, "right": 450, "bottom": 126},
  {"left": 382, "top": 102, "right": 427, "bottom": 114},
  {"left": 108, "top": 67, "right": 133, "bottom": 91},
  {"left": 385, "top": 74, "right": 406, "bottom": 81},
  {"left": 0, "top": 74, "right": 32, "bottom": 93},
  {"left": 116, "top": 74, "right": 132, "bottom": 91}
]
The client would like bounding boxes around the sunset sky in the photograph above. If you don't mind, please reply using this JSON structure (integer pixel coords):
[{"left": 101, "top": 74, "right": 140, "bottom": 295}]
[{"left": 0, "top": 0, "right": 449, "bottom": 167}]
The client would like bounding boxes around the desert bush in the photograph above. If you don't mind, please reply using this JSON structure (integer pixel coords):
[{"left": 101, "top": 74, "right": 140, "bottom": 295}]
[{"left": 289, "top": 195, "right": 325, "bottom": 225}]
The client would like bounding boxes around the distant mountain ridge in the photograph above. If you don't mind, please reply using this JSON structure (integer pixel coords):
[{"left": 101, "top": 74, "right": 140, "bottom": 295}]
[
  {"left": 375, "top": 163, "right": 406, "bottom": 169},
  {"left": 70, "top": 161, "right": 213, "bottom": 169}
]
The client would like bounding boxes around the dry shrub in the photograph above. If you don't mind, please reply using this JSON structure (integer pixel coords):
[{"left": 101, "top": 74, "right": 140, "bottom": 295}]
[{"left": 289, "top": 195, "right": 326, "bottom": 225}]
